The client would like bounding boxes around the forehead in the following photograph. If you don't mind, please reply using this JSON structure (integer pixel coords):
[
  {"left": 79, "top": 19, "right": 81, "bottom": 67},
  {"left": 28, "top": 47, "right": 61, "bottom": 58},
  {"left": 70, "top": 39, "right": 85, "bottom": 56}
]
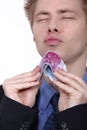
[{"left": 35, "top": 0, "right": 83, "bottom": 14}]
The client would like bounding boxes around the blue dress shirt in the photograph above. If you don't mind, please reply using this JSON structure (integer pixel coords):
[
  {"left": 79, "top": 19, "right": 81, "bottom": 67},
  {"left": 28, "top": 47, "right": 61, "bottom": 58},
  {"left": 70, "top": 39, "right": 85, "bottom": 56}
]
[{"left": 38, "top": 68, "right": 87, "bottom": 130}]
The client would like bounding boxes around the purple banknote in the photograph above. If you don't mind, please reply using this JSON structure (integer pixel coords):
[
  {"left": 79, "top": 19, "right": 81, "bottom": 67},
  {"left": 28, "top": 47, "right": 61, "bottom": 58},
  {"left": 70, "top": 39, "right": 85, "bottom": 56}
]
[{"left": 39, "top": 51, "right": 66, "bottom": 81}]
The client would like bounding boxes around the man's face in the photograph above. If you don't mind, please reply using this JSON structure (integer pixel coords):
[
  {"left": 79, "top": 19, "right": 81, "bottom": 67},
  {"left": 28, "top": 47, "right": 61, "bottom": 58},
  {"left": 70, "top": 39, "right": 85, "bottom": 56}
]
[{"left": 32, "top": 0, "right": 87, "bottom": 64}]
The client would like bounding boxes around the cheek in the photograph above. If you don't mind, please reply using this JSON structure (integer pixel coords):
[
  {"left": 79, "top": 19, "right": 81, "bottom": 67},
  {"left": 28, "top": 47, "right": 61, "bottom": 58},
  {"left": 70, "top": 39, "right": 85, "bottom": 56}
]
[
  {"left": 33, "top": 24, "right": 44, "bottom": 42},
  {"left": 32, "top": 24, "right": 46, "bottom": 56},
  {"left": 64, "top": 23, "right": 87, "bottom": 46},
  {"left": 74, "top": 29, "right": 87, "bottom": 48}
]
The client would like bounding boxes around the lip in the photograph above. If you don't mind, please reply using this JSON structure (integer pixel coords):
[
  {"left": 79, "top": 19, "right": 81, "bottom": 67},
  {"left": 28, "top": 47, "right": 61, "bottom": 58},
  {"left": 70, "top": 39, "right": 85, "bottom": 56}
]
[{"left": 44, "top": 37, "right": 62, "bottom": 46}]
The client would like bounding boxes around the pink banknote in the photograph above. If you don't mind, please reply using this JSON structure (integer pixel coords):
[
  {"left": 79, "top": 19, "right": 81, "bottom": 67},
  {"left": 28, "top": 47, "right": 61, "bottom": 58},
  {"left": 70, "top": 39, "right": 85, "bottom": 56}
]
[{"left": 39, "top": 51, "right": 66, "bottom": 81}]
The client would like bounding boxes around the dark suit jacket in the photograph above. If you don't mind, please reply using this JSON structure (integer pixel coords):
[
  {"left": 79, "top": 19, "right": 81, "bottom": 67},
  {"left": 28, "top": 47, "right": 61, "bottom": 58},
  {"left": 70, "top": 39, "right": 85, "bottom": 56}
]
[{"left": 0, "top": 85, "right": 87, "bottom": 130}]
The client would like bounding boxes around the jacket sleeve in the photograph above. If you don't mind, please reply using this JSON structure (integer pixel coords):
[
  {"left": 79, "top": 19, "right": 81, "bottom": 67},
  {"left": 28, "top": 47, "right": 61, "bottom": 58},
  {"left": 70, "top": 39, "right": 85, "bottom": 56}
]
[
  {"left": 56, "top": 104, "right": 87, "bottom": 130},
  {"left": 0, "top": 95, "right": 38, "bottom": 130}
]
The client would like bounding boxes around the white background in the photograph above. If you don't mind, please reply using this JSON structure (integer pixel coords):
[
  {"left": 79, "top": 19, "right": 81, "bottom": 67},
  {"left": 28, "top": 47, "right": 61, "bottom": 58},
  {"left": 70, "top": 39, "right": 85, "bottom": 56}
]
[{"left": 0, "top": 0, "right": 41, "bottom": 84}]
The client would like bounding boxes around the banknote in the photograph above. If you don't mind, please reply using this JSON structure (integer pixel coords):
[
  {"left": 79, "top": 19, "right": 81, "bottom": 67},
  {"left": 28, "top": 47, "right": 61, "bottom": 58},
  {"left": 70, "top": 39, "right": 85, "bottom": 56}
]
[{"left": 39, "top": 51, "right": 66, "bottom": 81}]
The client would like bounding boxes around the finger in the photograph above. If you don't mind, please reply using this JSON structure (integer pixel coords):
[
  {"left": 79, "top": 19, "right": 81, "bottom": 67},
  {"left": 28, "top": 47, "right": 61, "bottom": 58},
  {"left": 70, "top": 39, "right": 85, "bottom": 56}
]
[
  {"left": 4, "top": 66, "right": 41, "bottom": 83},
  {"left": 6, "top": 72, "right": 41, "bottom": 84},
  {"left": 54, "top": 71, "right": 79, "bottom": 90},
  {"left": 54, "top": 70, "right": 86, "bottom": 91},
  {"left": 4, "top": 80, "right": 41, "bottom": 91},
  {"left": 53, "top": 80, "right": 77, "bottom": 94},
  {"left": 57, "top": 69, "right": 86, "bottom": 87},
  {"left": 10, "top": 66, "right": 41, "bottom": 81}
]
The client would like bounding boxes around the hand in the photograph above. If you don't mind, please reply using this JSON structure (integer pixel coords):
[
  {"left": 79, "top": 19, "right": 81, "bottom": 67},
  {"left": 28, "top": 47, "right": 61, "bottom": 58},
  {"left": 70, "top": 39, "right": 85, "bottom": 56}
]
[
  {"left": 52, "top": 69, "right": 87, "bottom": 111},
  {"left": 3, "top": 66, "right": 42, "bottom": 107}
]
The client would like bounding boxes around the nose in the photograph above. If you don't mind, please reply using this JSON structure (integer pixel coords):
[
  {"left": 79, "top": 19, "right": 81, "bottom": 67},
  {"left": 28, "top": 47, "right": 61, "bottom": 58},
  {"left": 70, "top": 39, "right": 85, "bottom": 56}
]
[
  {"left": 48, "top": 28, "right": 58, "bottom": 33},
  {"left": 48, "top": 18, "right": 62, "bottom": 33}
]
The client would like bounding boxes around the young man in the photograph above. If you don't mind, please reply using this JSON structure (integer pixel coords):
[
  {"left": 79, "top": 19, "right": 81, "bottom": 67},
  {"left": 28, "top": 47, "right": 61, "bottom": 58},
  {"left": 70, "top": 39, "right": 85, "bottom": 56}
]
[{"left": 0, "top": 0, "right": 87, "bottom": 129}]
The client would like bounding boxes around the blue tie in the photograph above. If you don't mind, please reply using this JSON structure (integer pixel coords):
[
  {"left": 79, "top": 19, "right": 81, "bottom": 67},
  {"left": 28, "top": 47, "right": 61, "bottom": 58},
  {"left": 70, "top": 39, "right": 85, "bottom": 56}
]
[{"left": 43, "top": 93, "right": 59, "bottom": 130}]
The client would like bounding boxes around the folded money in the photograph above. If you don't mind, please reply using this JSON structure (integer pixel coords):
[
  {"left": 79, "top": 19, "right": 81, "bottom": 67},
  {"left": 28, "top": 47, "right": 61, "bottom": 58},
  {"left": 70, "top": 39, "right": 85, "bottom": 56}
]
[{"left": 39, "top": 51, "right": 66, "bottom": 82}]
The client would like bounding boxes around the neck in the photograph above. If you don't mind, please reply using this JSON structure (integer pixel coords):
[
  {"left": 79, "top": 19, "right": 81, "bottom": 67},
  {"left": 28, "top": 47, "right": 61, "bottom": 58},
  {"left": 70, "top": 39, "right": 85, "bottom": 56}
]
[{"left": 65, "top": 55, "right": 87, "bottom": 78}]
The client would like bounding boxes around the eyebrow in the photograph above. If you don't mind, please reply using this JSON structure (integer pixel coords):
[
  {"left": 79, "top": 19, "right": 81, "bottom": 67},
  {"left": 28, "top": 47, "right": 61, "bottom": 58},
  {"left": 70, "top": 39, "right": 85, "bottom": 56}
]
[
  {"left": 35, "top": 9, "right": 76, "bottom": 17},
  {"left": 58, "top": 9, "right": 76, "bottom": 14},
  {"left": 35, "top": 11, "right": 49, "bottom": 17}
]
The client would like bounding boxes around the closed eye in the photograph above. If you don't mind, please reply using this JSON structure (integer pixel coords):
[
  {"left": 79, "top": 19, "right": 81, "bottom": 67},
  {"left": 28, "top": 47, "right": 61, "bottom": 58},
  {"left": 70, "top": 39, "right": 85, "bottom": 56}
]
[
  {"left": 37, "top": 18, "right": 49, "bottom": 22},
  {"left": 62, "top": 16, "right": 74, "bottom": 19}
]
